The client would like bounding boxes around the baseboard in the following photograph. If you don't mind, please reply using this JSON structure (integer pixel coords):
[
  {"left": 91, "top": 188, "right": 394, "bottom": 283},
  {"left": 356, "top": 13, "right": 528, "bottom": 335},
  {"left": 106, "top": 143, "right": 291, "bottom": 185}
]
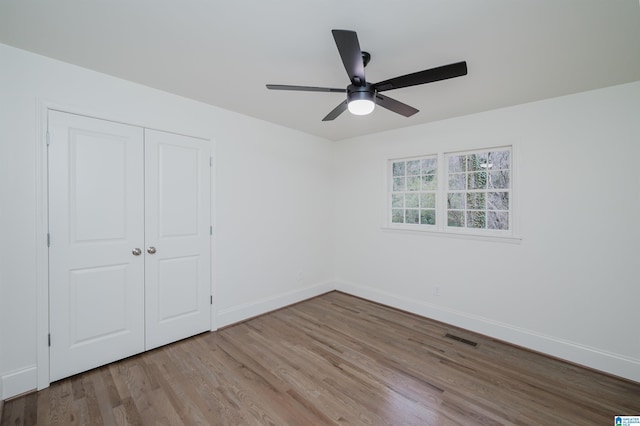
[
  {"left": 2, "top": 365, "right": 37, "bottom": 400},
  {"left": 335, "top": 280, "right": 640, "bottom": 383},
  {"left": 216, "top": 281, "right": 335, "bottom": 328}
]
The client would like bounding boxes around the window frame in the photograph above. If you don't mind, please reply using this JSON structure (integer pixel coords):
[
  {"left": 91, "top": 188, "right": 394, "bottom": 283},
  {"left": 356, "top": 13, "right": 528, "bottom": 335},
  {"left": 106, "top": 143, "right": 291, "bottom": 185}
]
[{"left": 385, "top": 145, "right": 519, "bottom": 241}]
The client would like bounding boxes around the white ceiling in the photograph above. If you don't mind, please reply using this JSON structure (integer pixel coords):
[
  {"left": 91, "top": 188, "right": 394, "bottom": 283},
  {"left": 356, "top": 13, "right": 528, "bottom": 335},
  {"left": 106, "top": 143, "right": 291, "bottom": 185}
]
[{"left": 1, "top": 1, "right": 639, "bottom": 141}]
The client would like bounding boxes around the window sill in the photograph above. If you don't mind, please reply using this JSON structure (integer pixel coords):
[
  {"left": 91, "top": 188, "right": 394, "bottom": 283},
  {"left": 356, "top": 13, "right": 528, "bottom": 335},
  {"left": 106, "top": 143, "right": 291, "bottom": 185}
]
[{"left": 380, "top": 225, "right": 523, "bottom": 244}]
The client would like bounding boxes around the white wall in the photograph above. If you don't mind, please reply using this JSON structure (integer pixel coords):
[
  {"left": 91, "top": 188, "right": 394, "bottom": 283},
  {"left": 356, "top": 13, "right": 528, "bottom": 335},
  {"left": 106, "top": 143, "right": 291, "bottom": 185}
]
[
  {"left": 333, "top": 81, "right": 640, "bottom": 382},
  {"left": 0, "top": 43, "right": 335, "bottom": 399},
  {"left": 214, "top": 121, "right": 335, "bottom": 326}
]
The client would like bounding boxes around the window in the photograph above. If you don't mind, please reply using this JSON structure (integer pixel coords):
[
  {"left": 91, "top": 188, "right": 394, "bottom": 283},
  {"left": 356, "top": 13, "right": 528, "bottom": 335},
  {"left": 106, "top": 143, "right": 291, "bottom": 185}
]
[
  {"left": 446, "top": 148, "right": 511, "bottom": 231},
  {"left": 388, "top": 146, "right": 513, "bottom": 236},
  {"left": 390, "top": 155, "right": 437, "bottom": 226}
]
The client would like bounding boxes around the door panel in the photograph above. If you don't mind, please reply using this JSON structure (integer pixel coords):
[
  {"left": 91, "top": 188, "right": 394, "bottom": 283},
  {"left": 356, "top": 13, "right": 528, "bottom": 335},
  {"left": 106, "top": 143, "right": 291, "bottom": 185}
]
[
  {"left": 157, "top": 256, "right": 200, "bottom": 320},
  {"left": 49, "top": 111, "right": 145, "bottom": 382},
  {"left": 70, "top": 132, "right": 128, "bottom": 241},
  {"left": 144, "top": 129, "right": 211, "bottom": 350},
  {"left": 157, "top": 143, "right": 200, "bottom": 237},
  {"left": 70, "top": 264, "right": 129, "bottom": 344}
]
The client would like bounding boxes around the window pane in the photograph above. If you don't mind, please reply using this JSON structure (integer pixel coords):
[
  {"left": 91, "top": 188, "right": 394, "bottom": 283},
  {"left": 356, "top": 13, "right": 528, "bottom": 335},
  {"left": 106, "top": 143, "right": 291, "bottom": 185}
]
[
  {"left": 489, "top": 150, "right": 510, "bottom": 170},
  {"left": 448, "top": 210, "right": 464, "bottom": 227},
  {"left": 407, "top": 176, "right": 421, "bottom": 191},
  {"left": 392, "top": 161, "right": 405, "bottom": 177},
  {"left": 443, "top": 147, "right": 511, "bottom": 232},
  {"left": 406, "top": 160, "right": 421, "bottom": 175},
  {"left": 489, "top": 171, "right": 510, "bottom": 189},
  {"left": 420, "top": 193, "right": 435, "bottom": 208},
  {"left": 421, "top": 158, "right": 437, "bottom": 174},
  {"left": 390, "top": 156, "right": 441, "bottom": 229},
  {"left": 405, "top": 193, "right": 419, "bottom": 208},
  {"left": 393, "top": 177, "right": 405, "bottom": 191},
  {"left": 421, "top": 174, "right": 437, "bottom": 190},
  {"left": 467, "top": 153, "right": 489, "bottom": 171},
  {"left": 391, "top": 194, "right": 404, "bottom": 208},
  {"left": 466, "top": 193, "right": 486, "bottom": 210},
  {"left": 466, "top": 211, "right": 486, "bottom": 228},
  {"left": 447, "top": 193, "right": 464, "bottom": 209},
  {"left": 448, "top": 173, "right": 466, "bottom": 190},
  {"left": 448, "top": 155, "right": 466, "bottom": 172},
  {"left": 488, "top": 192, "right": 509, "bottom": 210},
  {"left": 392, "top": 209, "right": 404, "bottom": 223},
  {"left": 467, "top": 172, "right": 487, "bottom": 189},
  {"left": 406, "top": 209, "right": 419, "bottom": 224},
  {"left": 488, "top": 211, "right": 509, "bottom": 230},
  {"left": 420, "top": 209, "right": 436, "bottom": 225}
]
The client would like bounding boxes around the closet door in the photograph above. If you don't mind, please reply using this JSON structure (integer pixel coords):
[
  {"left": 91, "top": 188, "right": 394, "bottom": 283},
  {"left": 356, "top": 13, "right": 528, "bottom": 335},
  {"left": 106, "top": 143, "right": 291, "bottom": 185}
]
[
  {"left": 144, "top": 129, "right": 211, "bottom": 350},
  {"left": 48, "top": 111, "right": 145, "bottom": 382}
]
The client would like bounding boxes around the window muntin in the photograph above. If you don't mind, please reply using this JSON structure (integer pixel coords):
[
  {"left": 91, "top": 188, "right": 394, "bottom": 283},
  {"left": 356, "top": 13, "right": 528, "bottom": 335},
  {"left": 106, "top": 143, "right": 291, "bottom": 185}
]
[
  {"left": 390, "top": 156, "right": 437, "bottom": 226},
  {"left": 446, "top": 148, "right": 511, "bottom": 231}
]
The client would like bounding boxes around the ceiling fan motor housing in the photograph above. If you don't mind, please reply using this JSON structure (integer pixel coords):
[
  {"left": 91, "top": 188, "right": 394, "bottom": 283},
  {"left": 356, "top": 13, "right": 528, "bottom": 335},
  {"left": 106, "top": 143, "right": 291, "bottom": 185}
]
[{"left": 347, "top": 83, "right": 376, "bottom": 104}]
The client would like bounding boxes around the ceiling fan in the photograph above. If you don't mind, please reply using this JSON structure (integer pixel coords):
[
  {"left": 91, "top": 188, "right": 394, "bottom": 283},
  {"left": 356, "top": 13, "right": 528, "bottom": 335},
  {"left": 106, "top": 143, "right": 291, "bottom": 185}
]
[{"left": 266, "top": 29, "right": 468, "bottom": 121}]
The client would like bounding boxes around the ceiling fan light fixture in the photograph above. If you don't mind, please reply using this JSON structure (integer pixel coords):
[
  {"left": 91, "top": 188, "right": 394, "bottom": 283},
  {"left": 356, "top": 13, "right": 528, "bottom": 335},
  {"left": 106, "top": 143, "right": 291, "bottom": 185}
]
[
  {"left": 347, "top": 84, "right": 376, "bottom": 116},
  {"left": 348, "top": 98, "right": 375, "bottom": 115}
]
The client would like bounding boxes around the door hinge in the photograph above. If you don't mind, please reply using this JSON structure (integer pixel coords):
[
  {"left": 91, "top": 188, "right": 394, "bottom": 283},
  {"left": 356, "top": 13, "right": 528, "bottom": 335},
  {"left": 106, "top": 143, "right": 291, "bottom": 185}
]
[
  {"left": 46, "top": 130, "right": 50, "bottom": 146},
  {"left": 210, "top": 295, "right": 213, "bottom": 305},
  {"left": 209, "top": 156, "right": 213, "bottom": 167},
  {"left": 48, "top": 334, "right": 51, "bottom": 347},
  {"left": 210, "top": 225, "right": 213, "bottom": 235},
  {"left": 47, "top": 233, "right": 51, "bottom": 247}
]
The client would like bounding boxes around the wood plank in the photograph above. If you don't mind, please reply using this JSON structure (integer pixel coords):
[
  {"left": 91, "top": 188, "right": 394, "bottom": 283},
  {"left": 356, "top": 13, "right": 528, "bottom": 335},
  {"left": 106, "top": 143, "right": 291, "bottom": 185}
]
[
  {"left": 3, "top": 393, "right": 24, "bottom": 425},
  {"left": 2, "top": 291, "right": 639, "bottom": 425}
]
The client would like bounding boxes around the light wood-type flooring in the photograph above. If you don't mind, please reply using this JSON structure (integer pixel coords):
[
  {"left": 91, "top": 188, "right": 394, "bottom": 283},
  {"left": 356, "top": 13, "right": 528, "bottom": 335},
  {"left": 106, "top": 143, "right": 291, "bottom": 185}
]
[{"left": 2, "top": 291, "right": 639, "bottom": 425}]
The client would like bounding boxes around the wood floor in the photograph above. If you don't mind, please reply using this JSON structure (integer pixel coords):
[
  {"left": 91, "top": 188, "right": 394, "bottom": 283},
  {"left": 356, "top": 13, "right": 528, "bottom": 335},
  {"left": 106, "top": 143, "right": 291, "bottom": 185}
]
[{"left": 2, "top": 291, "right": 639, "bottom": 425}]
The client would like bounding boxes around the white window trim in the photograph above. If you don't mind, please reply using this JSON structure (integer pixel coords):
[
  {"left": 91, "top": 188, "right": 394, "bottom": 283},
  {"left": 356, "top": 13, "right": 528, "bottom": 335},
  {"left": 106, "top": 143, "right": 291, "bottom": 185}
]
[{"left": 382, "top": 145, "right": 521, "bottom": 243}]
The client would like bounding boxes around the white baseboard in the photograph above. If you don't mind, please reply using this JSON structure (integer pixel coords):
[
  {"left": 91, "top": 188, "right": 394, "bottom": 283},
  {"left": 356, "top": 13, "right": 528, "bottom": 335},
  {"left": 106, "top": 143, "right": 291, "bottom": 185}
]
[
  {"left": 216, "top": 281, "right": 335, "bottom": 328},
  {"left": 2, "top": 365, "right": 37, "bottom": 400},
  {"left": 335, "top": 280, "right": 640, "bottom": 383}
]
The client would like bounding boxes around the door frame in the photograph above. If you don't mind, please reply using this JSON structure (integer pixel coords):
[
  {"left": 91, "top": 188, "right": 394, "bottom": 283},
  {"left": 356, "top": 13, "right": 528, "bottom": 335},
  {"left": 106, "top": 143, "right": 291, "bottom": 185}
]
[{"left": 35, "top": 101, "right": 217, "bottom": 390}]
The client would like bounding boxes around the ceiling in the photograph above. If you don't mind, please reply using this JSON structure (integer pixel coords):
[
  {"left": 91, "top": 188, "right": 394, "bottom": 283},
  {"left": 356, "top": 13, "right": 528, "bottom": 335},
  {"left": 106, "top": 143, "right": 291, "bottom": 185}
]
[{"left": 1, "top": 1, "right": 639, "bottom": 141}]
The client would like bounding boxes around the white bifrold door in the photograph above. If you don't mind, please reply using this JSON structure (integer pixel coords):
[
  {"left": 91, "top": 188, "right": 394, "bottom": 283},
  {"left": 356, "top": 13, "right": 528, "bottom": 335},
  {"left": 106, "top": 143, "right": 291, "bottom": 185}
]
[{"left": 48, "top": 111, "right": 211, "bottom": 382}]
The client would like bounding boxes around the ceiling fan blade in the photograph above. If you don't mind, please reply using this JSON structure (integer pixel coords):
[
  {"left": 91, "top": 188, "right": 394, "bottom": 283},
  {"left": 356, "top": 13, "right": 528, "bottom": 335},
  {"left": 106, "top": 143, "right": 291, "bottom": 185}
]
[
  {"left": 375, "top": 93, "right": 419, "bottom": 117},
  {"left": 374, "top": 61, "right": 467, "bottom": 92},
  {"left": 266, "top": 84, "right": 346, "bottom": 93},
  {"left": 322, "top": 100, "right": 349, "bottom": 121},
  {"left": 332, "top": 30, "right": 366, "bottom": 86}
]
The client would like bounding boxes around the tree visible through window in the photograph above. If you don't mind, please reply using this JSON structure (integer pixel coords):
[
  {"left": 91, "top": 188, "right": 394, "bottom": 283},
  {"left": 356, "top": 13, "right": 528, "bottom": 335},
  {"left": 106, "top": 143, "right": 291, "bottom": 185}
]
[
  {"left": 390, "top": 156, "right": 437, "bottom": 226},
  {"left": 446, "top": 148, "right": 510, "bottom": 231}
]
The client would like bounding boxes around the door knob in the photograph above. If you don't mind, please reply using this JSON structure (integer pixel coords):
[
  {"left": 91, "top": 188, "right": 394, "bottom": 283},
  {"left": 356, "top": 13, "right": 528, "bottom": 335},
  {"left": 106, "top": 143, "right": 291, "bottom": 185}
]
[
  {"left": 132, "top": 248, "right": 142, "bottom": 256},
  {"left": 147, "top": 246, "right": 157, "bottom": 254}
]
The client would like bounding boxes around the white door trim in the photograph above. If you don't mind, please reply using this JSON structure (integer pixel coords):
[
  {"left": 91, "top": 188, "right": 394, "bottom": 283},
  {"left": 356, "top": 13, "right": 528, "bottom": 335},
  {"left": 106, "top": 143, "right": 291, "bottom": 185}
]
[
  {"left": 35, "top": 101, "right": 216, "bottom": 390},
  {"left": 35, "top": 100, "right": 50, "bottom": 391}
]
